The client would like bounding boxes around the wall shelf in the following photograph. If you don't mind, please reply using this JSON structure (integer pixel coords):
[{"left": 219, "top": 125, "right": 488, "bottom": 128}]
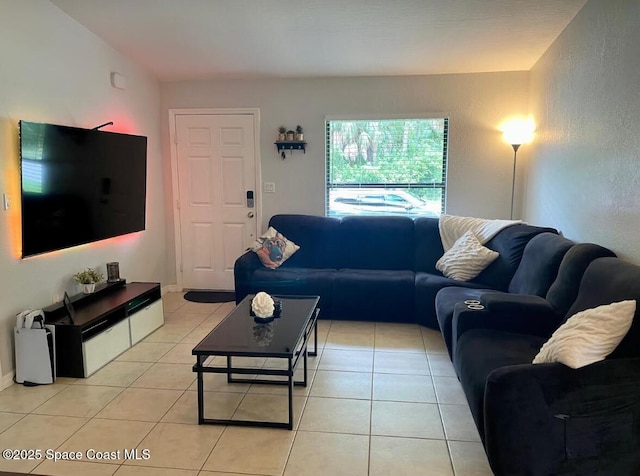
[{"left": 275, "top": 140, "right": 307, "bottom": 154}]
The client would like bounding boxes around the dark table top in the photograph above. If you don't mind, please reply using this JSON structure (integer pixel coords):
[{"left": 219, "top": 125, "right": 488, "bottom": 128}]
[{"left": 192, "top": 294, "right": 320, "bottom": 358}]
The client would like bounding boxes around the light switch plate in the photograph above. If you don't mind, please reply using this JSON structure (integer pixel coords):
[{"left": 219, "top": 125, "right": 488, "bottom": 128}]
[
  {"left": 2, "top": 193, "right": 9, "bottom": 210},
  {"left": 264, "top": 182, "right": 276, "bottom": 193}
]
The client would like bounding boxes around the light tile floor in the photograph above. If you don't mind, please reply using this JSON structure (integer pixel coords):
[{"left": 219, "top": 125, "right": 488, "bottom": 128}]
[{"left": 0, "top": 292, "right": 493, "bottom": 476}]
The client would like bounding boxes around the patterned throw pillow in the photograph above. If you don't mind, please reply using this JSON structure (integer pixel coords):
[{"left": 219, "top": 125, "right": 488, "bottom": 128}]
[
  {"left": 435, "top": 230, "right": 499, "bottom": 281},
  {"left": 533, "top": 300, "right": 636, "bottom": 369},
  {"left": 250, "top": 227, "right": 300, "bottom": 269}
]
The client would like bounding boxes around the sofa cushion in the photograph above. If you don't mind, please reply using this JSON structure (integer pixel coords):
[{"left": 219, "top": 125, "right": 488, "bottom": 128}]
[
  {"left": 507, "top": 233, "right": 573, "bottom": 296},
  {"left": 454, "top": 329, "right": 547, "bottom": 439},
  {"left": 545, "top": 243, "right": 616, "bottom": 317},
  {"left": 336, "top": 216, "right": 415, "bottom": 270},
  {"left": 249, "top": 267, "right": 336, "bottom": 317},
  {"left": 533, "top": 300, "right": 636, "bottom": 369},
  {"left": 436, "top": 231, "right": 499, "bottom": 281},
  {"left": 473, "top": 224, "right": 557, "bottom": 291},
  {"left": 268, "top": 214, "right": 342, "bottom": 269},
  {"left": 414, "top": 217, "right": 445, "bottom": 272},
  {"left": 563, "top": 257, "right": 640, "bottom": 360},
  {"left": 415, "top": 272, "right": 489, "bottom": 329},
  {"left": 333, "top": 269, "right": 414, "bottom": 322}
]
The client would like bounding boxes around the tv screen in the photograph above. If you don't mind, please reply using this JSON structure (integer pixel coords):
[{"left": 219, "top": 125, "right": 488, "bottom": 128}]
[{"left": 19, "top": 121, "right": 147, "bottom": 258}]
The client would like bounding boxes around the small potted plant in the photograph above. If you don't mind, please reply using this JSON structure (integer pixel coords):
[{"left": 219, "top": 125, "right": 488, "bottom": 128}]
[
  {"left": 295, "top": 125, "right": 304, "bottom": 141},
  {"left": 277, "top": 125, "right": 287, "bottom": 141},
  {"left": 286, "top": 129, "right": 295, "bottom": 141},
  {"left": 73, "top": 267, "right": 104, "bottom": 294}
]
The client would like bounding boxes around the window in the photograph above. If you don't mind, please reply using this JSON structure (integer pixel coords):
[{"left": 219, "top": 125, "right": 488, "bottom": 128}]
[
  {"left": 20, "top": 124, "right": 45, "bottom": 194},
  {"left": 21, "top": 160, "right": 43, "bottom": 194},
  {"left": 325, "top": 117, "right": 448, "bottom": 218}
]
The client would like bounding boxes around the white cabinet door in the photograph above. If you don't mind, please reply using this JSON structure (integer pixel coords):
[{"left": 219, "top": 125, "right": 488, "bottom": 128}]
[
  {"left": 83, "top": 319, "right": 130, "bottom": 376},
  {"left": 130, "top": 300, "right": 164, "bottom": 345}
]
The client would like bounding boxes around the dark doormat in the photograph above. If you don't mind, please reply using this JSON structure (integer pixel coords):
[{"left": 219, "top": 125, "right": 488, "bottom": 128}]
[{"left": 184, "top": 291, "right": 236, "bottom": 303}]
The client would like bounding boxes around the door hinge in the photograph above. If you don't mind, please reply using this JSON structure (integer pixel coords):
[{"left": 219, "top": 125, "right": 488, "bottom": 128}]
[
  {"left": 180, "top": 262, "right": 183, "bottom": 272},
  {"left": 176, "top": 200, "right": 180, "bottom": 210}
]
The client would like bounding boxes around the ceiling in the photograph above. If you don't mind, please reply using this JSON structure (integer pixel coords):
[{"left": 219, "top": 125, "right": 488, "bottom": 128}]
[{"left": 51, "top": 0, "right": 587, "bottom": 82}]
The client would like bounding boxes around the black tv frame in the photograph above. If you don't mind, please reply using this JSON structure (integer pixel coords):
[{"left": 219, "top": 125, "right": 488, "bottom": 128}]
[{"left": 19, "top": 120, "right": 147, "bottom": 258}]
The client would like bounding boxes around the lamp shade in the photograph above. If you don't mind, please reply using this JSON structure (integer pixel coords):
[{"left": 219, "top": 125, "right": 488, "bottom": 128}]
[{"left": 502, "top": 119, "right": 534, "bottom": 145}]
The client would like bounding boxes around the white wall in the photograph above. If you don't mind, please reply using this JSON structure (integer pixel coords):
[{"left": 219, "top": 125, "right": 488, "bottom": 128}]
[
  {"left": 0, "top": 1, "right": 166, "bottom": 383},
  {"left": 161, "top": 72, "right": 530, "bottom": 282},
  {"left": 526, "top": 0, "right": 640, "bottom": 262}
]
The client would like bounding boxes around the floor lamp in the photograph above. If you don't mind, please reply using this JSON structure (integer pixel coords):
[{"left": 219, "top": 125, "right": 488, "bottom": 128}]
[
  {"left": 502, "top": 119, "right": 534, "bottom": 220},
  {"left": 509, "top": 143, "right": 521, "bottom": 220}
]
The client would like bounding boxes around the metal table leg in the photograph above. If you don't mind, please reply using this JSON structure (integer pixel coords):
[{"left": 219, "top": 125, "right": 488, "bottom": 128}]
[{"left": 197, "top": 355, "right": 204, "bottom": 424}]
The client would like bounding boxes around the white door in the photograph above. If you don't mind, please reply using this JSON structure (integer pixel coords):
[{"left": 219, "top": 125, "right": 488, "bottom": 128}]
[{"left": 174, "top": 113, "right": 258, "bottom": 290}]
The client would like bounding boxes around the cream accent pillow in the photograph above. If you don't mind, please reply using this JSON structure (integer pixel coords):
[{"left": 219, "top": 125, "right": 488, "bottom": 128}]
[
  {"left": 533, "top": 300, "right": 636, "bottom": 369},
  {"left": 435, "top": 230, "right": 499, "bottom": 281}
]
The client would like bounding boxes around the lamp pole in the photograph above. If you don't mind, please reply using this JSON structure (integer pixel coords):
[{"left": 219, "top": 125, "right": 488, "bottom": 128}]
[{"left": 510, "top": 143, "right": 521, "bottom": 220}]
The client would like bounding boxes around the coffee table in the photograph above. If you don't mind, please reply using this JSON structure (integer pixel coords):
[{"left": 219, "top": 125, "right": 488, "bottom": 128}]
[{"left": 192, "top": 294, "right": 320, "bottom": 429}]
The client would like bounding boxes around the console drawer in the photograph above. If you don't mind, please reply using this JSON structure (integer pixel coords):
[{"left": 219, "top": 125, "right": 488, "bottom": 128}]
[
  {"left": 130, "top": 300, "right": 164, "bottom": 345},
  {"left": 82, "top": 318, "right": 130, "bottom": 376}
]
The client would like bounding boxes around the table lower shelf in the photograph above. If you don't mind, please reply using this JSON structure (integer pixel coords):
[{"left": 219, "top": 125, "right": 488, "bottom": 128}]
[{"left": 193, "top": 353, "right": 309, "bottom": 429}]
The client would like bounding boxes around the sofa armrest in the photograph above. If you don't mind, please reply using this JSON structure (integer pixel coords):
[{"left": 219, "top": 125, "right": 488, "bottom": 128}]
[
  {"left": 451, "top": 299, "right": 562, "bottom": 359},
  {"left": 480, "top": 292, "right": 556, "bottom": 314},
  {"left": 233, "top": 250, "right": 262, "bottom": 303},
  {"left": 483, "top": 358, "right": 640, "bottom": 475},
  {"left": 234, "top": 249, "right": 262, "bottom": 273}
]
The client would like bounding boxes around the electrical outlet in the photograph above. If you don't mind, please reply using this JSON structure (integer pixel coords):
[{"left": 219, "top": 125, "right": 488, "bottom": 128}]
[
  {"left": 264, "top": 182, "right": 276, "bottom": 193},
  {"left": 52, "top": 293, "right": 61, "bottom": 304}
]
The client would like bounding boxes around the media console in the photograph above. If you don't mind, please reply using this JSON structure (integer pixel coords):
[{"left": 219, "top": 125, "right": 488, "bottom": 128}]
[{"left": 44, "top": 281, "right": 164, "bottom": 378}]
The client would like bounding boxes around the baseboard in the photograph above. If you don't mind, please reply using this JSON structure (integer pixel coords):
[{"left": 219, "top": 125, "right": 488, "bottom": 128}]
[
  {"left": 1, "top": 371, "right": 15, "bottom": 390},
  {"left": 162, "top": 284, "right": 180, "bottom": 295}
]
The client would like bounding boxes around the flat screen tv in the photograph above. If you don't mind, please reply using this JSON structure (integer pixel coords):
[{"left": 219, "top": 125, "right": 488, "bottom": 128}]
[{"left": 19, "top": 121, "right": 147, "bottom": 258}]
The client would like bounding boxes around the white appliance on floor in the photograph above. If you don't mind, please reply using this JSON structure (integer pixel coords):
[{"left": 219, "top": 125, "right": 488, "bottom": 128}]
[{"left": 14, "top": 310, "right": 56, "bottom": 385}]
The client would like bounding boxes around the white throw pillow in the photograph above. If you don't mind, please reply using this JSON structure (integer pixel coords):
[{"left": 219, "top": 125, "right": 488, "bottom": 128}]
[
  {"left": 435, "top": 230, "right": 499, "bottom": 281},
  {"left": 533, "top": 300, "right": 636, "bottom": 369}
]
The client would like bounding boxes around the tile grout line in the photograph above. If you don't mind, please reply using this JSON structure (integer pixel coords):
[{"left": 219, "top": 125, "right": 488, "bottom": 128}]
[
  {"left": 368, "top": 340, "right": 375, "bottom": 476},
  {"left": 430, "top": 356, "right": 458, "bottom": 475}
]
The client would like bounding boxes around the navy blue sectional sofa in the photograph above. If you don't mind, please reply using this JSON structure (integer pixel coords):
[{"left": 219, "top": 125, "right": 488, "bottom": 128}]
[
  {"left": 235, "top": 213, "right": 637, "bottom": 474},
  {"left": 234, "top": 214, "right": 556, "bottom": 328}
]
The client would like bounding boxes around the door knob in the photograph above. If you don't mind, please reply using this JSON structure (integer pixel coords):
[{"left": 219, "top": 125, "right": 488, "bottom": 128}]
[{"left": 247, "top": 212, "right": 255, "bottom": 218}]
